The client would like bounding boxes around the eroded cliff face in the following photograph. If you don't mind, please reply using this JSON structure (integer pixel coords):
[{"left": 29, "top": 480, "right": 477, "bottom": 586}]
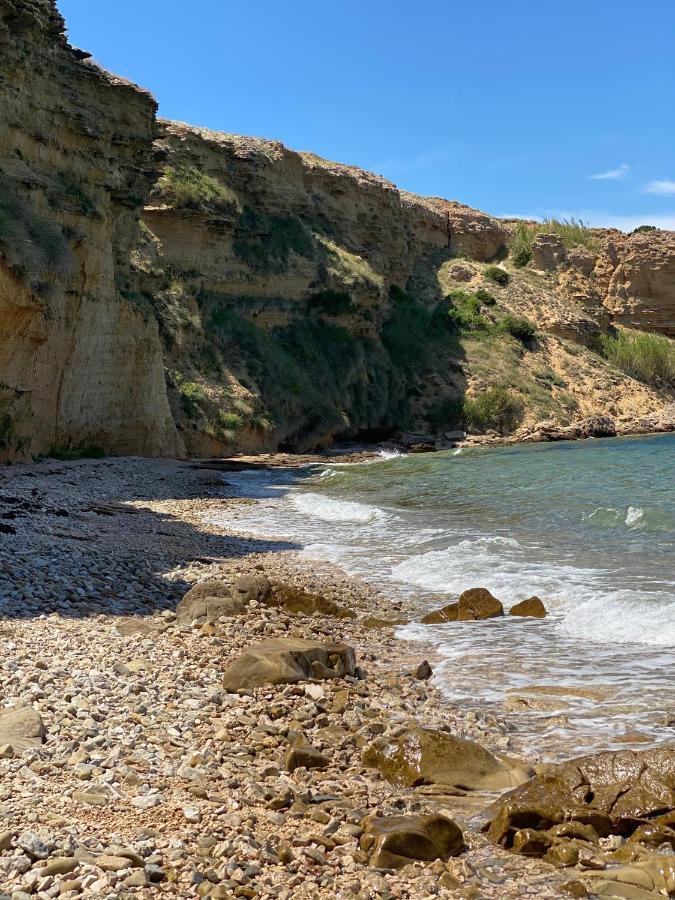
[
  {"left": 0, "top": 2, "right": 673, "bottom": 461},
  {"left": 138, "top": 122, "right": 516, "bottom": 453},
  {"left": 137, "top": 122, "right": 669, "bottom": 454},
  {"left": 0, "top": 0, "right": 182, "bottom": 459}
]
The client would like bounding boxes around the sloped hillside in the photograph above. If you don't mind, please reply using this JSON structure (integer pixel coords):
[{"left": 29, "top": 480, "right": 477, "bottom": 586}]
[{"left": 136, "top": 122, "right": 671, "bottom": 454}]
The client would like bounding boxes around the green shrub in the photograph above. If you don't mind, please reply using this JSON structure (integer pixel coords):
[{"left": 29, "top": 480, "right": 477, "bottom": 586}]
[
  {"left": 44, "top": 444, "right": 106, "bottom": 461},
  {"left": 484, "top": 265, "right": 510, "bottom": 286},
  {"left": 233, "top": 207, "right": 314, "bottom": 272},
  {"left": 445, "top": 290, "right": 490, "bottom": 331},
  {"left": 498, "top": 315, "right": 536, "bottom": 343},
  {"left": 463, "top": 386, "right": 524, "bottom": 435},
  {"left": 154, "top": 165, "right": 239, "bottom": 213},
  {"left": 425, "top": 396, "right": 464, "bottom": 431},
  {"left": 599, "top": 329, "right": 675, "bottom": 389},
  {"left": 388, "top": 284, "right": 411, "bottom": 303},
  {"left": 177, "top": 380, "right": 207, "bottom": 419},
  {"left": 631, "top": 225, "right": 657, "bottom": 234},
  {"left": 508, "top": 217, "right": 599, "bottom": 262},
  {"left": 0, "top": 173, "right": 71, "bottom": 286},
  {"left": 474, "top": 288, "right": 496, "bottom": 306},
  {"left": 307, "top": 289, "right": 353, "bottom": 315}
]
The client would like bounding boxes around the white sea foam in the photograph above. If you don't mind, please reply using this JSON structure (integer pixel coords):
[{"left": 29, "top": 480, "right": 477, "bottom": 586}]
[
  {"left": 289, "top": 493, "right": 387, "bottom": 524},
  {"left": 625, "top": 506, "right": 644, "bottom": 526}
]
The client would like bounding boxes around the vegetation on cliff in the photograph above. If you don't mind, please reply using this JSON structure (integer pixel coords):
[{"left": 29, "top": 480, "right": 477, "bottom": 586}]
[{"left": 599, "top": 329, "right": 675, "bottom": 389}]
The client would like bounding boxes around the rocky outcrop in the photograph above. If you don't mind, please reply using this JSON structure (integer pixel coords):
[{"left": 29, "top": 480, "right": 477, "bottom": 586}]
[
  {"left": 596, "top": 230, "right": 675, "bottom": 336},
  {"left": 487, "top": 747, "right": 675, "bottom": 849},
  {"left": 363, "top": 724, "right": 530, "bottom": 793},
  {"left": 0, "top": 0, "right": 182, "bottom": 460}
]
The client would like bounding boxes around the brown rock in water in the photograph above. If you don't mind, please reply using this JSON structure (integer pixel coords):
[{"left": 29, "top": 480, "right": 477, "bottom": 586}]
[
  {"left": 362, "top": 725, "right": 530, "bottom": 793},
  {"left": 222, "top": 638, "right": 356, "bottom": 691},
  {"left": 457, "top": 587, "right": 504, "bottom": 620},
  {"left": 0, "top": 706, "right": 45, "bottom": 752},
  {"left": 360, "top": 814, "right": 465, "bottom": 869},
  {"left": 509, "top": 596, "right": 547, "bottom": 618},
  {"left": 176, "top": 580, "right": 244, "bottom": 623},
  {"left": 421, "top": 603, "right": 458, "bottom": 624},
  {"left": 486, "top": 747, "right": 675, "bottom": 853},
  {"left": 268, "top": 584, "right": 355, "bottom": 619}
]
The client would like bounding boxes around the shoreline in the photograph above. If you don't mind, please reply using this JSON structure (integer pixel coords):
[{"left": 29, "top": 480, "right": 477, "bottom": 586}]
[
  {"left": 0, "top": 452, "right": 671, "bottom": 897},
  {"left": 0, "top": 455, "right": 574, "bottom": 897}
]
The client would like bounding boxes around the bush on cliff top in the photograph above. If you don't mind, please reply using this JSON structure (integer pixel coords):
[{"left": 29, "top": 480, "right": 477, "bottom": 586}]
[
  {"left": 508, "top": 217, "right": 599, "bottom": 265},
  {"left": 599, "top": 329, "right": 675, "bottom": 390}
]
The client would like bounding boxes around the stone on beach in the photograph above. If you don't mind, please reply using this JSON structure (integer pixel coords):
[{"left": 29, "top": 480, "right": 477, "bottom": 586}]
[
  {"left": 0, "top": 706, "right": 45, "bottom": 752},
  {"left": 222, "top": 637, "right": 357, "bottom": 690},
  {"left": 363, "top": 724, "right": 530, "bottom": 792},
  {"left": 360, "top": 813, "right": 465, "bottom": 868},
  {"left": 176, "top": 579, "right": 245, "bottom": 623}
]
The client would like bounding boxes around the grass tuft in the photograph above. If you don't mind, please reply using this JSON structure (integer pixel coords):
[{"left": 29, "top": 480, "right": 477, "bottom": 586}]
[
  {"left": 154, "top": 165, "right": 239, "bottom": 213},
  {"left": 598, "top": 329, "right": 675, "bottom": 389},
  {"left": 463, "top": 386, "right": 524, "bottom": 434}
]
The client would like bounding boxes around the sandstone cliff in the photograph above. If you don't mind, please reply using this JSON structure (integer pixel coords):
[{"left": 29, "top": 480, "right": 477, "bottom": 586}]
[
  {"left": 137, "top": 122, "right": 670, "bottom": 454},
  {"left": 0, "top": 1, "right": 673, "bottom": 461},
  {"left": 0, "top": 0, "right": 182, "bottom": 459}
]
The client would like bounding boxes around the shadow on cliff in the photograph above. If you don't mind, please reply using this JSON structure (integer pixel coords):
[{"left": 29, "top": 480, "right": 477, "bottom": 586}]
[{"left": 0, "top": 458, "right": 303, "bottom": 619}]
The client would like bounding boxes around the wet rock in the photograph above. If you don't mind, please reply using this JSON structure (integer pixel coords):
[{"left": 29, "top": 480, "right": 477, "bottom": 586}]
[
  {"left": 360, "top": 813, "right": 464, "bottom": 868},
  {"left": 412, "top": 660, "right": 433, "bottom": 680},
  {"left": 362, "top": 724, "right": 530, "bottom": 792},
  {"left": 509, "top": 596, "right": 547, "bottom": 618},
  {"left": 284, "top": 745, "right": 329, "bottom": 773},
  {"left": 457, "top": 587, "right": 504, "bottom": 620},
  {"left": 0, "top": 707, "right": 45, "bottom": 752},
  {"left": 222, "top": 638, "right": 356, "bottom": 691},
  {"left": 421, "top": 603, "right": 458, "bottom": 624},
  {"left": 361, "top": 616, "right": 408, "bottom": 629},
  {"left": 176, "top": 579, "right": 244, "bottom": 623},
  {"left": 487, "top": 747, "right": 675, "bottom": 853},
  {"left": 268, "top": 583, "right": 355, "bottom": 619},
  {"left": 585, "top": 857, "right": 675, "bottom": 896}
]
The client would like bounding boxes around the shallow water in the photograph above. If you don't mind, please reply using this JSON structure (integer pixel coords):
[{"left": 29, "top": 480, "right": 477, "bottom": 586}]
[{"left": 216, "top": 434, "right": 675, "bottom": 760}]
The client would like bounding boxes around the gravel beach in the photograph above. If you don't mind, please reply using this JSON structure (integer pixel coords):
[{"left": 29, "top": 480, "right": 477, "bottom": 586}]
[{"left": 0, "top": 457, "right": 592, "bottom": 898}]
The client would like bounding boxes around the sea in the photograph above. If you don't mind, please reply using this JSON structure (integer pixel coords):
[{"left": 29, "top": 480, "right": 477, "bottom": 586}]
[{"left": 214, "top": 433, "right": 675, "bottom": 760}]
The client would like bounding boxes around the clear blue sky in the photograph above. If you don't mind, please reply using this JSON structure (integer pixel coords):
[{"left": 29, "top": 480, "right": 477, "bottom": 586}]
[{"left": 59, "top": 0, "right": 675, "bottom": 231}]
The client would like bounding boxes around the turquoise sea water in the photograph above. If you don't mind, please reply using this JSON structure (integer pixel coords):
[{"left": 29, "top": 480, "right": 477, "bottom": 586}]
[{"left": 219, "top": 433, "right": 675, "bottom": 759}]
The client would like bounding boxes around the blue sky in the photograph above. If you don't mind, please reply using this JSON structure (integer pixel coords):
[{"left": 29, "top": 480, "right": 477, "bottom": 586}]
[{"left": 59, "top": 0, "right": 675, "bottom": 231}]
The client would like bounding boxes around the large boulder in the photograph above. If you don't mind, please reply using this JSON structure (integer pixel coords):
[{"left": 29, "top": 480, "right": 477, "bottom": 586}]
[
  {"left": 176, "top": 580, "right": 244, "bottom": 623},
  {"left": 487, "top": 748, "right": 675, "bottom": 853},
  {"left": 509, "top": 596, "right": 547, "bottom": 618},
  {"left": 222, "top": 638, "right": 356, "bottom": 691},
  {"left": 360, "top": 814, "right": 465, "bottom": 869},
  {"left": 0, "top": 706, "right": 45, "bottom": 752},
  {"left": 457, "top": 587, "right": 504, "bottom": 620},
  {"left": 363, "top": 725, "right": 530, "bottom": 793}
]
